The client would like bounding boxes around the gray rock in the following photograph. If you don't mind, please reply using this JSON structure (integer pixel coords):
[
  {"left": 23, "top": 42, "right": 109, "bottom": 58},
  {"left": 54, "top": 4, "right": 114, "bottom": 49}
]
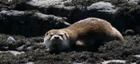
[
  {"left": 0, "top": 0, "right": 28, "bottom": 9},
  {"left": 128, "top": 0, "right": 139, "bottom": 4},
  {"left": 16, "top": 45, "right": 25, "bottom": 51},
  {"left": 0, "top": 10, "right": 69, "bottom": 36},
  {"left": 0, "top": 10, "right": 25, "bottom": 16},
  {"left": 0, "top": 51, "right": 24, "bottom": 56},
  {"left": 26, "top": 62, "right": 34, "bottom": 64},
  {"left": 101, "top": 60, "right": 126, "bottom": 64},
  {"left": 34, "top": 12, "right": 70, "bottom": 25},
  {"left": 27, "top": 0, "right": 64, "bottom": 8},
  {"left": 87, "top": 1, "right": 118, "bottom": 14},
  {"left": 6, "top": 36, "right": 16, "bottom": 44},
  {"left": 133, "top": 55, "right": 140, "bottom": 58}
]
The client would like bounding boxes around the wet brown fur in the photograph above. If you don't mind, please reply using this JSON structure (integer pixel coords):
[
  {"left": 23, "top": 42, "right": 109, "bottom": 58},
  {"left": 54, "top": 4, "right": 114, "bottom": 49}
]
[{"left": 45, "top": 17, "right": 124, "bottom": 51}]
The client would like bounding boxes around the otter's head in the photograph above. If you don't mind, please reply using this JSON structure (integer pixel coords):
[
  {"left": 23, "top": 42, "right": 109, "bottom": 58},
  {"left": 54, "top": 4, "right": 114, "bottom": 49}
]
[{"left": 43, "top": 29, "right": 70, "bottom": 52}]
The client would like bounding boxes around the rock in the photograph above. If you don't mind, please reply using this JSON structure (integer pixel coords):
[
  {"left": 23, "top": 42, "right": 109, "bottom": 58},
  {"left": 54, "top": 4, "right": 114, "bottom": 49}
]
[
  {"left": 27, "top": 0, "right": 63, "bottom": 8},
  {"left": 0, "top": 52, "right": 19, "bottom": 64},
  {"left": 101, "top": 60, "right": 126, "bottom": 64},
  {"left": 6, "top": 36, "right": 16, "bottom": 44},
  {"left": 0, "top": 10, "right": 25, "bottom": 15},
  {"left": 26, "top": 62, "right": 34, "bottom": 64},
  {"left": 128, "top": 0, "right": 139, "bottom": 5},
  {"left": 0, "top": 10, "right": 69, "bottom": 36},
  {"left": 34, "top": 12, "right": 70, "bottom": 26},
  {"left": 0, "top": 51, "right": 24, "bottom": 56},
  {"left": 133, "top": 55, "right": 140, "bottom": 58},
  {"left": 26, "top": 0, "right": 119, "bottom": 22},
  {"left": 0, "top": 0, "right": 140, "bottom": 64},
  {"left": 123, "top": 29, "right": 135, "bottom": 35},
  {"left": 85, "top": 1, "right": 118, "bottom": 22},
  {"left": 0, "top": 34, "right": 140, "bottom": 64},
  {"left": 87, "top": 1, "right": 118, "bottom": 14},
  {"left": 114, "top": 4, "right": 140, "bottom": 33},
  {"left": 16, "top": 45, "right": 26, "bottom": 51},
  {"left": 0, "top": 0, "right": 28, "bottom": 10}
]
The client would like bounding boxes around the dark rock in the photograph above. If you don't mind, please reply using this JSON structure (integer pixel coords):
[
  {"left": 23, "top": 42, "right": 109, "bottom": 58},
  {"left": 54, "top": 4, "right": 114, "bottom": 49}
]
[
  {"left": 114, "top": 4, "right": 140, "bottom": 33},
  {"left": 0, "top": 34, "right": 43, "bottom": 51},
  {"left": 85, "top": 1, "right": 118, "bottom": 22},
  {"left": 0, "top": 0, "right": 140, "bottom": 64},
  {"left": 25, "top": 0, "right": 118, "bottom": 23},
  {"left": 6, "top": 36, "right": 16, "bottom": 44},
  {"left": 0, "top": 0, "right": 28, "bottom": 10},
  {"left": 0, "top": 10, "right": 69, "bottom": 37},
  {"left": 1, "top": 0, "right": 140, "bottom": 35},
  {"left": 0, "top": 34, "right": 140, "bottom": 64},
  {"left": 87, "top": 2, "right": 117, "bottom": 14},
  {"left": 123, "top": 29, "right": 135, "bottom": 35}
]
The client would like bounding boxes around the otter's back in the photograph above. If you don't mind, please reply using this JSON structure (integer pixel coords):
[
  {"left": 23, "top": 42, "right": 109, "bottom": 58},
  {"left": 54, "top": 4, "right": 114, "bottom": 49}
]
[{"left": 67, "top": 17, "right": 112, "bottom": 35}]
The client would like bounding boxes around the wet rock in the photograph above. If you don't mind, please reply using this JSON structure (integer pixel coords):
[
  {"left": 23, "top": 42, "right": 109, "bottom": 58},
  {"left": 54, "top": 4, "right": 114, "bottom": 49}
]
[
  {"left": 85, "top": 1, "right": 118, "bottom": 22},
  {"left": 16, "top": 45, "right": 26, "bottom": 51},
  {"left": 0, "top": 0, "right": 28, "bottom": 10},
  {"left": 1, "top": 0, "right": 140, "bottom": 36},
  {"left": 87, "top": 2, "right": 118, "bottom": 14},
  {"left": 123, "top": 29, "right": 135, "bottom": 35},
  {"left": 0, "top": 52, "right": 18, "bottom": 64},
  {"left": 0, "top": 34, "right": 25, "bottom": 50},
  {"left": 0, "top": 34, "right": 140, "bottom": 64},
  {"left": 25, "top": 0, "right": 118, "bottom": 23},
  {"left": 27, "top": 0, "right": 63, "bottom": 8},
  {"left": 101, "top": 60, "right": 126, "bottom": 64},
  {"left": 6, "top": 36, "right": 16, "bottom": 44},
  {"left": 0, "top": 33, "right": 46, "bottom": 51},
  {"left": 34, "top": 12, "right": 70, "bottom": 26},
  {"left": 0, "top": 0, "right": 140, "bottom": 64},
  {"left": 114, "top": 4, "right": 140, "bottom": 33},
  {"left": 0, "top": 10, "right": 69, "bottom": 36},
  {"left": 0, "top": 51, "right": 24, "bottom": 56},
  {"left": 128, "top": 0, "right": 139, "bottom": 5},
  {"left": 26, "top": 62, "right": 34, "bottom": 64}
]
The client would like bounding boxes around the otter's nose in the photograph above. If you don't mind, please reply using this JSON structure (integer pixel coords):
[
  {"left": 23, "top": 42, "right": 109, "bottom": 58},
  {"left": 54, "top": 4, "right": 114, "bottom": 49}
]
[{"left": 54, "top": 36, "right": 59, "bottom": 39}]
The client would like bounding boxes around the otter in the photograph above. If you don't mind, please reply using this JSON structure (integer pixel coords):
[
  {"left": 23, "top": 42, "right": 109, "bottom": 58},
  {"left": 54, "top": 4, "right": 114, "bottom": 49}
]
[{"left": 43, "top": 17, "right": 124, "bottom": 52}]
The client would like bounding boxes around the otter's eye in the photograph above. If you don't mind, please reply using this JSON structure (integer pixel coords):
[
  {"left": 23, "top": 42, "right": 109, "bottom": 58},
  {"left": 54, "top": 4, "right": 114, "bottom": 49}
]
[
  {"left": 50, "top": 33, "right": 54, "bottom": 36},
  {"left": 59, "top": 34, "right": 63, "bottom": 37},
  {"left": 45, "top": 33, "right": 48, "bottom": 36}
]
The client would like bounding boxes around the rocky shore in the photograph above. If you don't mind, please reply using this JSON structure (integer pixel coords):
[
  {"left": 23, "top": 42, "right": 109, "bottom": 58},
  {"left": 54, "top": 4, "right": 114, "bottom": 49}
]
[{"left": 0, "top": 0, "right": 140, "bottom": 64}]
